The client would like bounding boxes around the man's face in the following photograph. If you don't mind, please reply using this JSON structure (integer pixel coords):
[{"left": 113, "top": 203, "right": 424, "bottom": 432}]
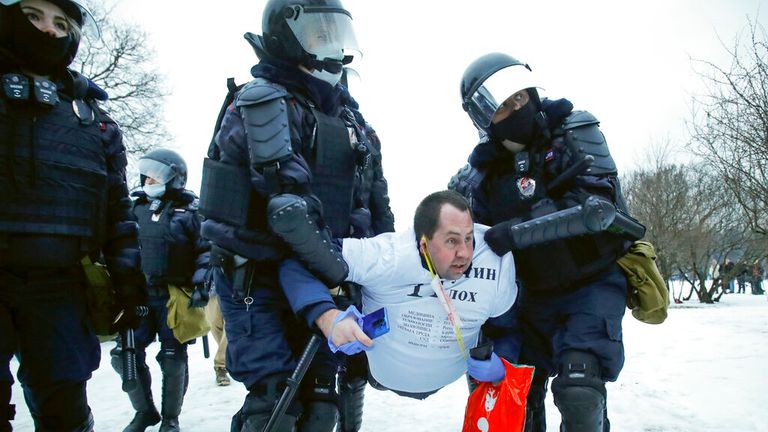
[{"left": 421, "top": 204, "right": 474, "bottom": 280}]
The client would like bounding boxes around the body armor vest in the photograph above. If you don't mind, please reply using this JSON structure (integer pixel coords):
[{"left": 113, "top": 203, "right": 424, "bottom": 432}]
[
  {"left": 200, "top": 80, "right": 371, "bottom": 246},
  {"left": 483, "top": 148, "right": 627, "bottom": 293},
  {"left": 0, "top": 89, "right": 107, "bottom": 262},
  {"left": 134, "top": 200, "right": 194, "bottom": 287},
  {"left": 307, "top": 107, "right": 356, "bottom": 238}
]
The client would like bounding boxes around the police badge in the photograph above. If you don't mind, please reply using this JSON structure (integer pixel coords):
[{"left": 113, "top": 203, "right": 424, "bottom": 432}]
[{"left": 516, "top": 177, "right": 536, "bottom": 198}]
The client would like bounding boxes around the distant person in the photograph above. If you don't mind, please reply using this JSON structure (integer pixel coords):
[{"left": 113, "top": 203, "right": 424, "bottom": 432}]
[
  {"left": 737, "top": 267, "right": 748, "bottom": 294},
  {"left": 751, "top": 262, "right": 764, "bottom": 295},
  {"left": 110, "top": 149, "right": 210, "bottom": 432},
  {"left": 720, "top": 259, "right": 735, "bottom": 293},
  {"left": 1, "top": 1, "right": 146, "bottom": 430},
  {"left": 205, "top": 286, "right": 231, "bottom": 386}
]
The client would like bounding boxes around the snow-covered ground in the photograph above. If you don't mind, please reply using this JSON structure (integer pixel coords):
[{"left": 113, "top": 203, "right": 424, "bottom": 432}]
[{"left": 10, "top": 291, "right": 768, "bottom": 431}]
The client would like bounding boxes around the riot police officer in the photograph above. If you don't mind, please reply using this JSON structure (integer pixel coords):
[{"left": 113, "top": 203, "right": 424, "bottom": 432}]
[
  {"left": 0, "top": 0, "right": 146, "bottom": 430},
  {"left": 110, "top": 149, "right": 210, "bottom": 432},
  {"left": 198, "top": 0, "right": 394, "bottom": 431},
  {"left": 452, "top": 53, "right": 639, "bottom": 432}
]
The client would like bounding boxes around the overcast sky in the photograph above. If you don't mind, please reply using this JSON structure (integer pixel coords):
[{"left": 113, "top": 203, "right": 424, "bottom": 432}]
[{"left": 114, "top": 0, "right": 764, "bottom": 229}]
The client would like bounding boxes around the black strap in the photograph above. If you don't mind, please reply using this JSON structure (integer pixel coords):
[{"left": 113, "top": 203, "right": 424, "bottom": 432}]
[{"left": 207, "top": 77, "right": 242, "bottom": 160}]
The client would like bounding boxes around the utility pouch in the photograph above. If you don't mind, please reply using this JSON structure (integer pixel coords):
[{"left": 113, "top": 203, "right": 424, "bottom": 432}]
[
  {"left": 80, "top": 256, "right": 118, "bottom": 340},
  {"left": 199, "top": 157, "right": 253, "bottom": 226},
  {"left": 166, "top": 284, "right": 211, "bottom": 344},
  {"left": 210, "top": 245, "right": 252, "bottom": 299},
  {"left": 617, "top": 241, "right": 669, "bottom": 324}
]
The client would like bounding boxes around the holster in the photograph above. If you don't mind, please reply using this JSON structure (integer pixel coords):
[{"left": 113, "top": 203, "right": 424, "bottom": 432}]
[{"left": 210, "top": 244, "right": 253, "bottom": 299}]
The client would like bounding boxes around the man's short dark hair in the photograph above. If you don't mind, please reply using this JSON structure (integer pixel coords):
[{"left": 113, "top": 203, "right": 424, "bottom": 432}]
[{"left": 414, "top": 190, "right": 472, "bottom": 241}]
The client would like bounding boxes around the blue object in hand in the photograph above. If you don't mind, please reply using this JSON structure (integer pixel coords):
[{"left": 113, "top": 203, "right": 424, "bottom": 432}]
[
  {"left": 467, "top": 352, "right": 506, "bottom": 382},
  {"left": 328, "top": 305, "right": 370, "bottom": 355}
]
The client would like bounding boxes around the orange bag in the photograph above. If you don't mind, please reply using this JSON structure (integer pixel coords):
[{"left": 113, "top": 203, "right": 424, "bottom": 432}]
[{"left": 462, "top": 360, "right": 534, "bottom": 432}]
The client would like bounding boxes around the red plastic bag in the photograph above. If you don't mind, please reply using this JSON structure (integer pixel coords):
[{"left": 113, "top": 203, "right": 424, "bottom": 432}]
[{"left": 462, "top": 359, "right": 534, "bottom": 432}]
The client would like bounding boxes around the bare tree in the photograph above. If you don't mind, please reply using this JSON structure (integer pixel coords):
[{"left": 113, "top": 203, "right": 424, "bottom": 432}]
[
  {"left": 623, "top": 141, "right": 688, "bottom": 286},
  {"left": 688, "top": 17, "right": 768, "bottom": 236},
  {"left": 71, "top": 2, "right": 169, "bottom": 157},
  {"left": 624, "top": 148, "right": 763, "bottom": 303}
]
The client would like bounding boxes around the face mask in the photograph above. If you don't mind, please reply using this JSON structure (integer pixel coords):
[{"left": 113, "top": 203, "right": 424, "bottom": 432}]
[
  {"left": 7, "top": 6, "right": 76, "bottom": 75},
  {"left": 308, "top": 68, "right": 342, "bottom": 87},
  {"left": 489, "top": 101, "right": 539, "bottom": 147},
  {"left": 143, "top": 183, "right": 166, "bottom": 199}
]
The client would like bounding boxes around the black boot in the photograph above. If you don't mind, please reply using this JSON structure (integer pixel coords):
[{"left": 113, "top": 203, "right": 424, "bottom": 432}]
[
  {"left": 158, "top": 356, "right": 187, "bottom": 432},
  {"left": 69, "top": 411, "right": 95, "bottom": 432},
  {"left": 297, "top": 375, "right": 339, "bottom": 432},
  {"left": 159, "top": 417, "right": 180, "bottom": 432},
  {"left": 122, "top": 366, "right": 161, "bottom": 432},
  {"left": 111, "top": 349, "right": 160, "bottom": 432},
  {"left": 1, "top": 381, "right": 13, "bottom": 432}
]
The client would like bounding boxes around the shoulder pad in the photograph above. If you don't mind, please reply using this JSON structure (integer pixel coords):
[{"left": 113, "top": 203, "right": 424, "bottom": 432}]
[
  {"left": 562, "top": 110, "right": 599, "bottom": 130},
  {"left": 448, "top": 163, "right": 484, "bottom": 200},
  {"left": 235, "top": 78, "right": 290, "bottom": 107},
  {"left": 236, "top": 79, "right": 293, "bottom": 166},
  {"left": 562, "top": 111, "right": 616, "bottom": 175}
]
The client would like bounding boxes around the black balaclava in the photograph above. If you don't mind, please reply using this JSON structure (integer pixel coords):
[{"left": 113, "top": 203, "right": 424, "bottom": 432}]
[
  {"left": 488, "top": 92, "right": 540, "bottom": 147},
  {"left": 3, "top": 4, "right": 77, "bottom": 75}
]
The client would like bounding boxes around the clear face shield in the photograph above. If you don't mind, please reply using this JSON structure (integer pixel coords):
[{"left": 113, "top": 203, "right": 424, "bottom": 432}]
[
  {"left": 138, "top": 158, "right": 176, "bottom": 186},
  {"left": 285, "top": 6, "right": 362, "bottom": 64},
  {"left": 0, "top": 0, "right": 100, "bottom": 37},
  {"left": 465, "top": 65, "right": 541, "bottom": 129}
]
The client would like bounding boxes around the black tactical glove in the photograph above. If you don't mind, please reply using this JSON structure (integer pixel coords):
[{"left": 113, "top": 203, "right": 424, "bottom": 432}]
[
  {"left": 484, "top": 221, "right": 515, "bottom": 256},
  {"left": 188, "top": 284, "right": 210, "bottom": 308}
]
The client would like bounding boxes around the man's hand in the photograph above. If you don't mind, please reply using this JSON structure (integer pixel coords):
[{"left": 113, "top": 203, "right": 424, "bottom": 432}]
[
  {"left": 467, "top": 352, "right": 506, "bottom": 383},
  {"left": 484, "top": 221, "right": 515, "bottom": 256},
  {"left": 316, "top": 306, "right": 373, "bottom": 355}
]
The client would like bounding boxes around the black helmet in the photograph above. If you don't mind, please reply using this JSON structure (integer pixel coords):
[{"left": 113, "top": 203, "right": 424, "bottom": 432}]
[
  {"left": 260, "top": 0, "right": 360, "bottom": 73},
  {"left": 460, "top": 53, "right": 542, "bottom": 132},
  {"left": 137, "top": 148, "right": 187, "bottom": 190}
]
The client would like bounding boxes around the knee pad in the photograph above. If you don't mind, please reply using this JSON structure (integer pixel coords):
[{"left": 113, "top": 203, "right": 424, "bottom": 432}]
[
  {"left": 235, "top": 383, "right": 299, "bottom": 432},
  {"left": 552, "top": 351, "right": 606, "bottom": 432},
  {"left": 301, "top": 375, "right": 339, "bottom": 406},
  {"left": 297, "top": 375, "right": 339, "bottom": 432},
  {"left": 298, "top": 401, "right": 338, "bottom": 432},
  {"left": 156, "top": 342, "right": 188, "bottom": 364}
]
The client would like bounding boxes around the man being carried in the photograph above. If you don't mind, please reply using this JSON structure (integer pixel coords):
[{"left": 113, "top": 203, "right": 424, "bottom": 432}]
[{"left": 273, "top": 190, "right": 519, "bottom": 398}]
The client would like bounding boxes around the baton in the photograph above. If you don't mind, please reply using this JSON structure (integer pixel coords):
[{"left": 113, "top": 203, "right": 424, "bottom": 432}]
[
  {"left": 202, "top": 334, "right": 210, "bottom": 359},
  {"left": 119, "top": 306, "right": 148, "bottom": 392}
]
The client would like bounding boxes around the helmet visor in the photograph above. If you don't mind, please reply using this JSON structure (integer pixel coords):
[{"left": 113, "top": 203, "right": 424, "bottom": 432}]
[
  {"left": 138, "top": 158, "right": 175, "bottom": 185},
  {"left": 466, "top": 65, "right": 541, "bottom": 129},
  {"left": 286, "top": 6, "right": 361, "bottom": 61}
]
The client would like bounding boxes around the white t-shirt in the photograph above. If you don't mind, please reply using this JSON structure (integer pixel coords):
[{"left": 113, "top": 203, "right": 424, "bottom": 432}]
[{"left": 342, "top": 224, "right": 517, "bottom": 393}]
